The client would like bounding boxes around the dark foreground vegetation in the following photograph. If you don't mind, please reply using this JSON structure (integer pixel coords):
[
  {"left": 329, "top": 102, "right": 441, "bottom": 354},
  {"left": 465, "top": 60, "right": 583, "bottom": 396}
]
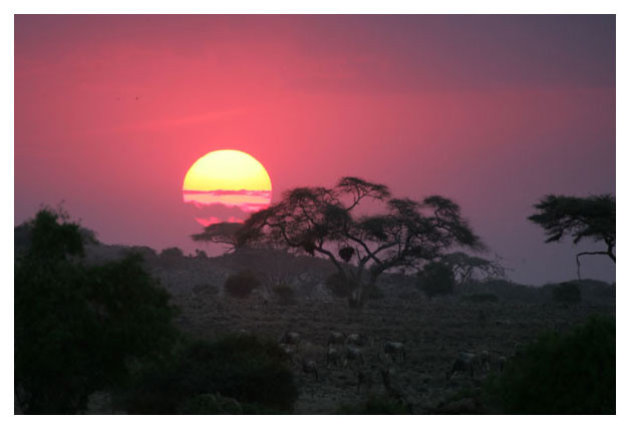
[{"left": 15, "top": 199, "right": 615, "bottom": 414}]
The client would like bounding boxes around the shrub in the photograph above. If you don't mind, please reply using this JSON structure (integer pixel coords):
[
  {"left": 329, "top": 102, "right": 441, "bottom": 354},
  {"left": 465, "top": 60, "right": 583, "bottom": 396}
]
[
  {"left": 338, "top": 395, "right": 412, "bottom": 414},
  {"left": 194, "top": 249, "right": 208, "bottom": 259},
  {"left": 483, "top": 315, "right": 615, "bottom": 414},
  {"left": 122, "top": 334, "right": 298, "bottom": 414},
  {"left": 160, "top": 247, "right": 184, "bottom": 259},
  {"left": 224, "top": 271, "right": 260, "bottom": 298},
  {"left": 461, "top": 293, "right": 499, "bottom": 303},
  {"left": 15, "top": 209, "right": 178, "bottom": 414},
  {"left": 418, "top": 262, "right": 455, "bottom": 298},
  {"left": 272, "top": 283, "right": 295, "bottom": 305},
  {"left": 552, "top": 282, "right": 581, "bottom": 304}
]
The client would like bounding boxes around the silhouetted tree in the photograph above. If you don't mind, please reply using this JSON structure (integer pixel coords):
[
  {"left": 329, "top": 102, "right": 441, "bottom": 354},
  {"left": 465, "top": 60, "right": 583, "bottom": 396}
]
[
  {"left": 528, "top": 194, "right": 615, "bottom": 279},
  {"left": 191, "top": 222, "right": 243, "bottom": 251},
  {"left": 439, "top": 251, "right": 505, "bottom": 285},
  {"left": 237, "top": 177, "right": 483, "bottom": 307},
  {"left": 15, "top": 209, "right": 178, "bottom": 414}
]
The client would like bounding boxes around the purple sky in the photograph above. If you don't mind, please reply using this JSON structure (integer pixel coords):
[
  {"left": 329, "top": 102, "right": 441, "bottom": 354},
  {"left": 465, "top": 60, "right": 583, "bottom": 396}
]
[{"left": 14, "top": 15, "right": 615, "bottom": 285}]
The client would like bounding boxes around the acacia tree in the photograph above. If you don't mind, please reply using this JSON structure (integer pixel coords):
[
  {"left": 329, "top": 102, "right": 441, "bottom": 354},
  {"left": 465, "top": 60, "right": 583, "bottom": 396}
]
[
  {"left": 236, "top": 177, "right": 483, "bottom": 307},
  {"left": 439, "top": 252, "right": 506, "bottom": 285},
  {"left": 191, "top": 222, "right": 243, "bottom": 251},
  {"left": 528, "top": 194, "right": 615, "bottom": 279}
]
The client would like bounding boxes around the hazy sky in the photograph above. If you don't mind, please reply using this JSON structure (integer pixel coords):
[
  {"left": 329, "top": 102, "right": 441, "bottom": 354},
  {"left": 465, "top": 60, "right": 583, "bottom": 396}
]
[{"left": 14, "top": 15, "right": 615, "bottom": 285}]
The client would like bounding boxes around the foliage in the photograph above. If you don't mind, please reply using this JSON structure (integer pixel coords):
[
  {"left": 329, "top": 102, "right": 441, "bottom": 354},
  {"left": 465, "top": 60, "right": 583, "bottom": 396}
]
[
  {"left": 551, "top": 282, "right": 582, "bottom": 304},
  {"left": 224, "top": 271, "right": 261, "bottom": 298},
  {"left": 160, "top": 246, "right": 184, "bottom": 259},
  {"left": 483, "top": 315, "right": 615, "bottom": 414},
  {"left": 14, "top": 209, "right": 178, "bottom": 414},
  {"left": 191, "top": 222, "right": 243, "bottom": 251},
  {"left": 122, "top": 334, "right": 298, "bottom": 414},
  {"left": 417, "top": 261, "right": 455, "bottom": 298},
  {"left": 272, "top": 283, "right": 296, "bottom": 304},
  {"left": 237, "top": 176, "right": 482, "bottom": 307},
  {"left": 440, "top": 252, "right": 505, "bottom": 284},
  {"left": 194, "top": 249, "right": 208, "bottom": 259},
  {"left": 461, "top": 293, "right": 499, "bottom": 303},
  {"left": 338, "top": 395, "right": 412, "bottom": 414},
  {"left": 529, "top": 194, "right": 615, "bottom": 278}
]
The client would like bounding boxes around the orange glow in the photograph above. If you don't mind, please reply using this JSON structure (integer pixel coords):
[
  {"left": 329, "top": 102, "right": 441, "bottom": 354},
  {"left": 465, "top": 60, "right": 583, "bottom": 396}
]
[{"left": 182, "top": 150, "right": 272, "bottom": 226}]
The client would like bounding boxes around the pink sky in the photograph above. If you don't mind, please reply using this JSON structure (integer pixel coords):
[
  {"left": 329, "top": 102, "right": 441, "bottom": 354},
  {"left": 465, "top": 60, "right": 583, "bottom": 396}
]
[{"left": 14, "top": 15, "right": 615, "bottom": 285}]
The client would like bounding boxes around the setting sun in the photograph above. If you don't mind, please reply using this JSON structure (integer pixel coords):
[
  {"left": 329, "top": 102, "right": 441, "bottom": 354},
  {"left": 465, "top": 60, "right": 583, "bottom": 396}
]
[{"left": 182, "top": 150, "right": 272, "bottom": 226}]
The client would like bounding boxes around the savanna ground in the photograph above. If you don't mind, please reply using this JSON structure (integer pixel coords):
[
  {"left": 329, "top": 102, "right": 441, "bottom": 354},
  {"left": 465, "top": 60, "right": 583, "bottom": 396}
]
[
  {"left": 175, "top": 291, "right": 613, "bottom": 414},
  {"left": 82, "top": 244, "right": 615, "bottom": 414}
]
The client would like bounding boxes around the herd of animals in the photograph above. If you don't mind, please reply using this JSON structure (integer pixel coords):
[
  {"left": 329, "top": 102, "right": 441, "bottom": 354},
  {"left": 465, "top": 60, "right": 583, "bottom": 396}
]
[{"left": 272, "top": 328, "right": 507, "bottom": 411}]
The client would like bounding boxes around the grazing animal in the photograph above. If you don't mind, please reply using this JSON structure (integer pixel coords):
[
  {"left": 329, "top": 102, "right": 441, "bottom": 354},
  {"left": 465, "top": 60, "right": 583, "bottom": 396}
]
[
  {"left": 346, "top": 333, "right": 370, "bottom": 347},
  {"left": 279, "top": 343, "right": 300, "bottom": 365},
  {"left": 302, "top": 358, "right": 319, "bottom": 381},
  {"left": 326, "top": 345, "right": 343, "bottom": 368},
  {"left": 447, "top": 352, "right": 477, "bottom": 379},
  {"left": 280, "top": 331, "right": 301, "bottom": 346},
  {"left": 479, "top": 350, "right": 491, "bottom": 372},
  {"left": 328, "top": 331, "right": 346, "bottom": 346},
  {"left": 496, "top": 355, "right": 507, "bottom": 372},
  {"left": 344, "top": 345, "right": 365, "bottom": 367},
  {"left": 383, "top": 341, "right": 406, "bottom": 363}
]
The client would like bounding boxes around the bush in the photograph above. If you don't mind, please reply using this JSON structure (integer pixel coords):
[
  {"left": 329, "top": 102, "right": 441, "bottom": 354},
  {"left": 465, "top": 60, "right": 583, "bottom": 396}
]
[
  {"left": 418, "top": 262, "right": 455, "bottom": 298},
  {"left": 461, "top": 293, "right": 499, "bottom": 303},
  {"left": 160, "top": 247, "right": 184, "bottom": 258},
  {"left": 122, "top": 334, "right": 298, "bottom": 414},
  {"left": 338, "top": 395, "right": 412, "bottom": 414},
  {"left": 483, "top": 315, "right": 615, "bottom": 414},
  {"left": 224, "top": 271, "right": 260, "bottom": 298},
  {"left": 15, "top": 209, "right": 178, "bottom": 414},
  {"left": 552, "top": 282, "right": 581, "bottom": 304},
  {"left": 272, "top": 283, "right": 295, "bottom": 305}
]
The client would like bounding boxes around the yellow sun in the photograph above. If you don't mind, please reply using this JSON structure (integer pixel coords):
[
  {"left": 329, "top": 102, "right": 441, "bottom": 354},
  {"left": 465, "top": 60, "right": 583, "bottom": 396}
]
[
  {"left": 183, "top": 149, "right": 272, "bottom": 192},
  {"left": 182, "top": 150, "right": 272, "bottom": 226}
]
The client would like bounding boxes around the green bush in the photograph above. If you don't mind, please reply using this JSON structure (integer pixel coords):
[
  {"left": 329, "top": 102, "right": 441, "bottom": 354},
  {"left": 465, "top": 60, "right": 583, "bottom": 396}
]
[
  {"left": 122, "top": 334, "right": 298, "bottom": 414},
  {"left": 552, "top": 282, "right": 581, "bottom": 304},
  {"left": 483, "top": 315, "right": 615, "bottom": 414},
  {"left": 461, "top": 293, "right": 499, "bottom": 303},
  {"left": 338, "top": 395, "right": 412, "bottom": 414},
  {"left": 15, "top": 210, "right": 178, "bottom": 414},
  {"left": 418, "top": 262, "right": 455, "bottom": 298},
  {"left": 224, "top": 271, "right": 261, "bottom": 298}
]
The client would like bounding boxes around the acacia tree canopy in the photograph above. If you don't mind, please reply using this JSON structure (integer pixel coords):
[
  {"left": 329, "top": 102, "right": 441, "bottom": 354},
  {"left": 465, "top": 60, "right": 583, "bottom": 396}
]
[
  {"left": 528, "top": 194, "right": 615, "bottom": 278},
  {"left": 237, "top": 176, "right": 483, "bottom": 307},
  {"left": 191, "top": 222, "right": 244, "bottom": 250}
]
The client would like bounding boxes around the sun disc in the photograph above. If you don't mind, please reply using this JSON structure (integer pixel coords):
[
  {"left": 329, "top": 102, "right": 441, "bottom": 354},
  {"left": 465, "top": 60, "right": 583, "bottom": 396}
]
[{"left": 182, "top": 149, "right": 272, "bottom": 226}]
